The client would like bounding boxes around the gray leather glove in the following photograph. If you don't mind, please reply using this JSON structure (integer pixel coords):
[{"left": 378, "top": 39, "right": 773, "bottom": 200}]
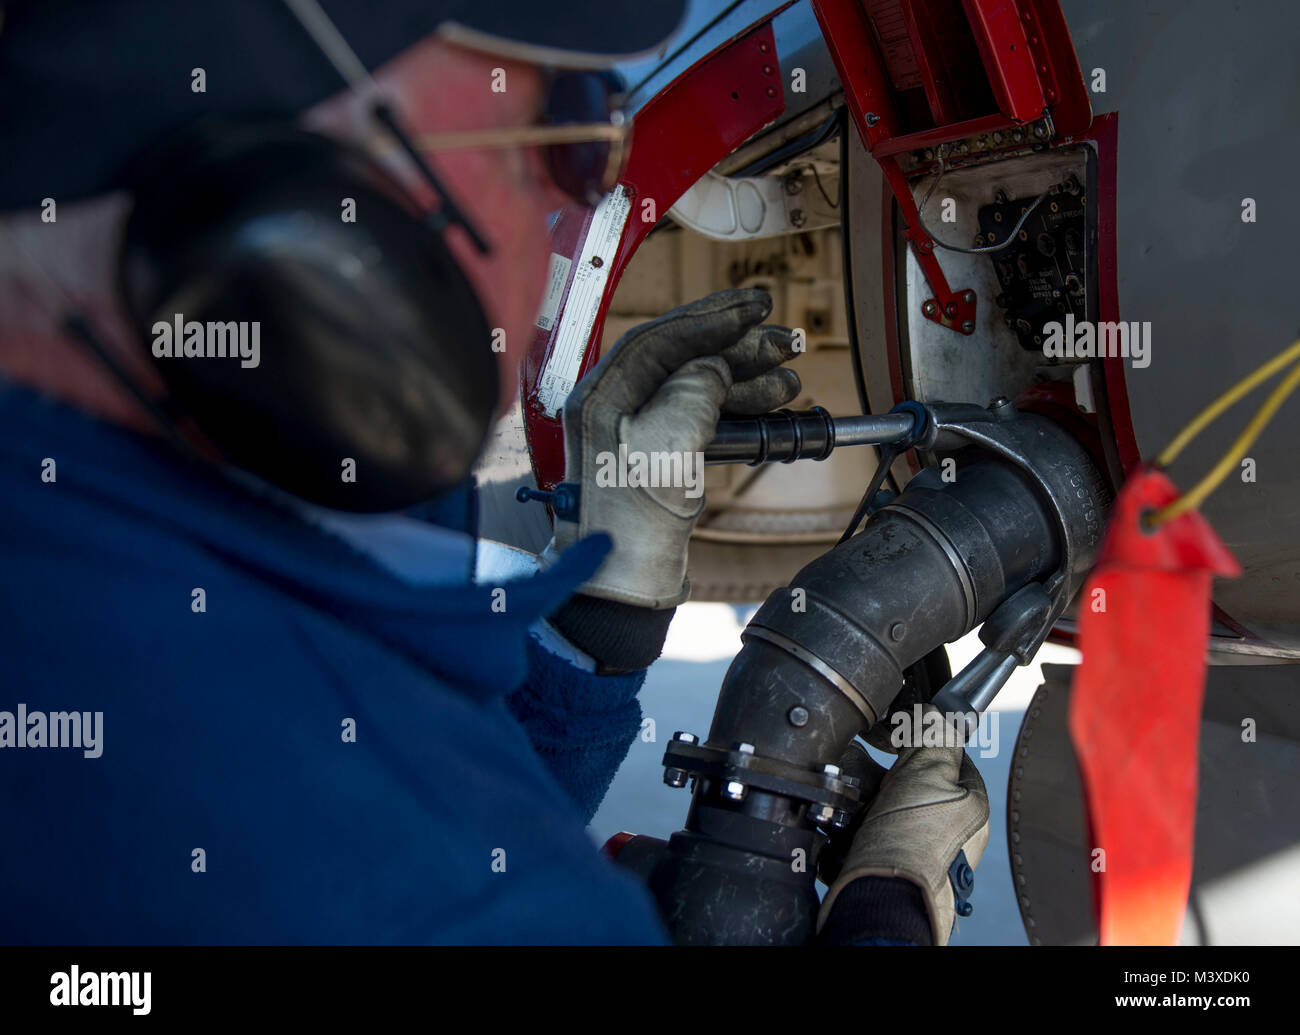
[
  {"left": 818, "top": 718, "right": 991, "bottom": 946},
  {"left": 545, "top": 288, "right": 800, "bottom": 608}
]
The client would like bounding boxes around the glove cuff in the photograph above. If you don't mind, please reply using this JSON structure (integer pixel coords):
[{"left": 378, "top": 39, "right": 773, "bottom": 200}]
[
  {"left": 818, "top": 864, "right": 955, "bottom": 947},
  {"left": 816, "top": 875, "right": 934, "bottom": 946},
  {"left": 549, "top": 592, "right": 676, "bottom": 675}
]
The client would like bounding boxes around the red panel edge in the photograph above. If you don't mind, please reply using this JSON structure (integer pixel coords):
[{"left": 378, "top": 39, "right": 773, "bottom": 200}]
[
  {"left": 1086, "top": 112, "right": 1141, "bottom": 476},
  {"left": 521, "top": 20, "right": 787, "bottom": 492}
]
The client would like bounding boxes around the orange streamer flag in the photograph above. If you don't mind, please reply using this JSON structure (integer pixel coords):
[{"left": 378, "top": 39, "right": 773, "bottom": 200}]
[{"left": 1068, "top": 466, "right": 1240, "bottom": 945}]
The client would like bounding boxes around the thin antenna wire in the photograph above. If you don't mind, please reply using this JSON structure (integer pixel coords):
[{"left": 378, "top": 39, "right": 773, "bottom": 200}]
[
  {"left": 279, "top": 0, "right": 492, "bottom": 254},
  {"left": 0, "top": 219, "right": 86, "bottom": 314},
  {"left": 915, "top": 157, "right": 1044, "bottom": 255},
  {"left": 281, "top": 0, "right": 381, "bottom": 96},
  {"left": 0, "top": 220, "right": 195, "bottom": 452}
]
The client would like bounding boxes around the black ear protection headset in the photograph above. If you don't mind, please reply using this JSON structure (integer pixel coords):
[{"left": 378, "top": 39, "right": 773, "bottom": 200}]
[
  {"left": 62, "top": 0, "right": 505, "bottom": 514},
  {"left": 7, "top": 0, "right": 639, "bottom": 514},
  {"left": 115, "top": 116, "right": 499, "bottom": 513}
]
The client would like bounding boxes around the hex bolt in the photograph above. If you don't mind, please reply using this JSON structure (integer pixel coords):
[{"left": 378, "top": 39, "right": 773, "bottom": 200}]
[
  {"left": 664, "top": 768, "right": 688, "bottom": 788},
  {"left": 735, "top": 742, "right": 756, "bottom": 755},
  {"left": 723, "top": 781, "right": 747, "bottom": 802},
  {"left": 822, "top": 763, "right": 841, "bottom": 777},
  {"left": 809, "top": 804, "right": 834, "bottom": 824},
  {"left": 787, "top": 705, "right": 810, "bottom": 727},
  {"left": 831, "top": 811, "right": 851, "bottom": 830},
  {"left": 673, "top": 731, "right": 697, "bottom": 744}
]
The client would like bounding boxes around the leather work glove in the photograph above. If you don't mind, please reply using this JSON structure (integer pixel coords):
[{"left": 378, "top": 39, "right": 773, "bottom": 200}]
[
  {"left": 546, "top": 288, "right": 800, "bottom": 608},
  {"left": 817, "top": 714, "right": 991, "bottom": 946}
]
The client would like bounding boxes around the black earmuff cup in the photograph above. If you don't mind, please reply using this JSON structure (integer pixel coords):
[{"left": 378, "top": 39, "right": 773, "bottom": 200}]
[{"left": 119, "top": 122, "right": 499, "bottom": 513}]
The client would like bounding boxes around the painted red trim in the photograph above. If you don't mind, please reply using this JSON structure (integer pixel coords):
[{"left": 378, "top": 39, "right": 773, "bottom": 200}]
[
  {"left": 521, "top": 20, "right": 787, "bottom": 491},
  {"left": 1085, "top": 112, "right": 1141, "bottom": 476},
  {"left": 880, "top": 183, "right": 907, "bottom": 408}
]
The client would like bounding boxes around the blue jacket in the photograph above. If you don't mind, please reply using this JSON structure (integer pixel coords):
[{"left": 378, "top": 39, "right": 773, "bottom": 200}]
[{"left": 0, "top": 383, "right": 669, "bottom": 944}]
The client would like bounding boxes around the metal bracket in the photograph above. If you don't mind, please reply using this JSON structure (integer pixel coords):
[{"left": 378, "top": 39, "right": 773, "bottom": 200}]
[
  {"left": 948, "top": 848, "right": 976, "bottom": 919},
  {"left": 515, "top": 482, "right": 581, "bottom": 522}
]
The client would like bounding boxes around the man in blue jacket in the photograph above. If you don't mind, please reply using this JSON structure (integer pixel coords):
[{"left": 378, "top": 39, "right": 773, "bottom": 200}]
[{"left": 0, "top": 0, "right": 988, "bottom": 945}]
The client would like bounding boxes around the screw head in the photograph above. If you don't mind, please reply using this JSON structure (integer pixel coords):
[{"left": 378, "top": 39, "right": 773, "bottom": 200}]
[
  {"left": 944, "top": 301, "right": 958, "bottom": 318},
  {"left": 889, "top": 621, "right": 906, "bottom": 641},
  {"left": 922, "top": 299, "right": 938, "bottom": 317},
  {"left": 961, "top": 320, "right": 976, "bottom": 334},
  {"left": 788, "top": 706, "right": 810, "bottom": 727},
  {"left": 865, "top": 112, "right": 881, "bottom": 126},
  {"left": 809, "top": 804, "right": 834, "bottom": 824},
  {"left": 663, "top": 768, "right": 688, "bottom": 788},
  {"left": 831, "top": 810, "right": 851, "bottom": 830},
  {"left": 963, "top": 290, "right": 976, "bottom": 304}
]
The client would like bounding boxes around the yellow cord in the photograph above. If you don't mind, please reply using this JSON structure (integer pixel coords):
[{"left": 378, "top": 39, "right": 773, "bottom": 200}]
[
  {"left": 1149, "top": 338, "right": 1300, "bottom": 526},
  {"left": 1156, "top": 338, "right": 1300, "bottom": 467}
]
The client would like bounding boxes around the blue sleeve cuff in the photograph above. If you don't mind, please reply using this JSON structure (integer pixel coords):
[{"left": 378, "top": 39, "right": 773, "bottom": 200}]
[{"left": 507, "top": 634, "right": 647, "bottom": 823}]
